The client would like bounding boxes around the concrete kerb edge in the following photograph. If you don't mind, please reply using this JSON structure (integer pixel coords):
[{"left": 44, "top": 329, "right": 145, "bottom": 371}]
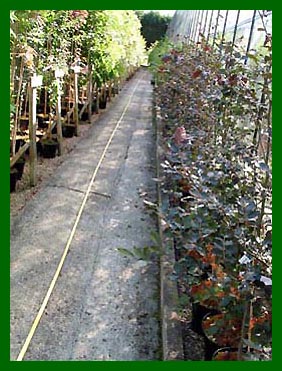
[{"left": 153, "top": 90, "right": 184, "bottom": 361}]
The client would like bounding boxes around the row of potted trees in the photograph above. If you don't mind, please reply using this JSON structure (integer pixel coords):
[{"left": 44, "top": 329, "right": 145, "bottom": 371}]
[
  {"left": 10, "top": 10, "right": 147, "bottom": 191},
  {"left": 9, "top": 76, "right": 125, "bottom": 192}
]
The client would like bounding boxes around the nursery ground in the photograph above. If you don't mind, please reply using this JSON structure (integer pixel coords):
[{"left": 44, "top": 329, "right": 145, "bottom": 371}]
[{"left": 10, "top": 69, "right": 161, "bottom": 361}]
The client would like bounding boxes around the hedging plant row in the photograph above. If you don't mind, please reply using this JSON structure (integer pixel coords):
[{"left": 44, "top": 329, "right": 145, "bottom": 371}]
[{"left": 151, "top": 35, "right": 272, "bottom": 360}]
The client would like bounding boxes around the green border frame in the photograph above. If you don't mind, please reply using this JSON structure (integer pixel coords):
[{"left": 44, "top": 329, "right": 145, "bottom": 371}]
[{"left": 4, "top": 1, "right": 276, "bottom": 370}]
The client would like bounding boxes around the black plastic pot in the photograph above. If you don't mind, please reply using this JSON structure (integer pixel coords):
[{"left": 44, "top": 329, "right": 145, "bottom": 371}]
[
  {"left": 61, "top": 108, "right": 67, "bottom": 117},
  {"left": 19, "top": 117, "right": 29, "bottom": 131},
  {"left": 191, "top": 303, "right": 221, "bottom": 360},
  {"left": 15, "top": 138, "right": 24, "bottom": 153},
  {"left": 14, "top": 157, "right": 25, "bottom": 180},
  {"left": 191, "top": 303, "right": 220, "bottom": 334},
  {"left": 25, "top": 141, "right": 43, "bottom": 157},
  {"left": 92, "top": 99, "right": 98, "bottom": 113},
  {"left": 42, "top": 140, "right": 58, "bottom": 158},
  {"left": 52, "top": 123, "right": 57, "bottom": 134},
  {"left": 99, "top": 99, "right": 107, "bottom": 109},
  {"left": 37, "top": 141, "right": 43, "bottom": 156},
  {"left": 212, "top": 347, "right": 240, "bottom": 361},
  {"left": 10, "top": 168, "right": 18, "bottom": 192},
  {"left": 37, "top": 115, "right": 49, "bottom": 129},
  {"left": 62, "top": 124, "right": 76, "bottom": 138},
  {"left": 81, "top": 111, "right": 89, "bottom": 121},
  {"left": 10, "top": 139, "right": 23, "bottom": 156}
]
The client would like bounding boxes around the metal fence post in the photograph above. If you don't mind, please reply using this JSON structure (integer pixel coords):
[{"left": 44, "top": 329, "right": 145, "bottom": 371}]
[
  {"left": 202, "top": 10, "right": 209, "bottom": 38},
  {"left": 192, "top": 10, "right": 201, "bottom": 42},
  {"left": 244, "top": 10, "right": 257, "bottom": 64},
  {"left": 190, "top": 11, "right": 197, "bottom": 42},
  {"left": 212, "top": 10, "right": 221, "bottom": 46},
  {"left": 221, "top": 10, "right": 229, "bottom": 44},
  {"left": 197, "top": 10, "right": 205, "bottom": 43},
  {"left": 232, "top": 10, "right": 241, "bottom": 49},
  {"left": 187, "top": 11, "right": 193, "bottom": 41},
  {"left": 207, "top": 10, "right": 214, "bottom": 44}
]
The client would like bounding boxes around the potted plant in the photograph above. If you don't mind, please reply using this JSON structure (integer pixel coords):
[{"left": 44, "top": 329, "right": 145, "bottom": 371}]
[
  {"left": 10, "top": 168, "right": 19, "bottom": 192},
  {"left": 41, "top": 137, "right": 58, "bottom": 158},
  {"left": 14, "top": 156, "right": 26, "bottom": 180},
  {"left": 98, "top": 86, "right": 107, "bottom": 109},
  {"left": 62, "top": 121, "right": 76, "bottom": 137},
  {"left": 202, "top": 312, "right": 242, "bottom": 349},
  {"left": 41, "top": 118, "right": 58, "bottom": 158}
]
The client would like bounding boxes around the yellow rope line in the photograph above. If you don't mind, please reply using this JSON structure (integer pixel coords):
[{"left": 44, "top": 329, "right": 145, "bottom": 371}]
[{"left": 16, "top": 74, "right": 143, "bottom": 361}]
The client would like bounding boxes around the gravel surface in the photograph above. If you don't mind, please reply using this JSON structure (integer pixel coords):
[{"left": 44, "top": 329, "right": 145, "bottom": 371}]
[
  {"left": 11, "top": 69, "right": 206, "bottom": 361},
  {"left": 10, "top": 70, "right": 161, "bottom": 361}
]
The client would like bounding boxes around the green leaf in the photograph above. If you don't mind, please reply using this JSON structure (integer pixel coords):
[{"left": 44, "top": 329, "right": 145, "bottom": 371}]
[
  {"left": 247, "top": 53, "right": 259, "bottom": 63},
  {"left": 179, "top": 295, "right": 190, "bottom": 306},
  {"left": 116, "top": 247, "right": 135, "bottom": 258},
  {"left": 220, "top": 296, "right": 232, "bottom": 307},
  {"left": 150, "top": 230, "right": 161, "bottom": 246},
  {"left": 143, "top": 199, "right": 157, "bottom": 208},
  {"left": 259, "top": 162, "right": 270, "bottom": 172}
]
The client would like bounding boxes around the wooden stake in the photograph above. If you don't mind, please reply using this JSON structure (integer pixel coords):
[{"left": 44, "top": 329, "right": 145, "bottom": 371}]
[
  {"left": 88, "top": 67, "right": 92, "bottom": 122},
  {"left": 56, "top": 78, "right": 63, "bottom": 156},
  {"left": 44, "top": 88, "right": 47, "bottom": 116},
  {"left": 12, "top": 57, "right": 24, "bottom": 156},
  {"left": 95, "top": 83, "right": 99, "bottom": 114},
  {"left": 10, "top": 142, "right": 30, "bottom": 168},
  {"left": 73, "top": 72, "right": 79, "bottom": 136},
  {"left": 24, "top": 84, "right": 28, "bottom": 118},
  {"left": 29, "top": 79, "right": 37, "bottom": 187},
  {"left": 108, "top": 80, "right": 112, "bottom": 102},
  {"left": 68, "top": 80, "right": 71, "bottom": 112}
]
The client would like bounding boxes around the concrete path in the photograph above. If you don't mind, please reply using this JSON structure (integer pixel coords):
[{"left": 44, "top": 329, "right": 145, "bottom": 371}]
[{"left": 10, "top": 69, "right": 161, "bottom": 361}]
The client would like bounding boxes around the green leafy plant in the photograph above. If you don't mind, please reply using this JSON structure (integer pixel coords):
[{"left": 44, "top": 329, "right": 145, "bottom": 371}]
[{"left": 154, "top": 27, "right": 272, "bottom": 360}]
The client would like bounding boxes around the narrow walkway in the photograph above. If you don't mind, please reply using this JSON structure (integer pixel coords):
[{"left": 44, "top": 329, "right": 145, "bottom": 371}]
[{"left": 10, "top": 69, "right": 161, "bottom": 360}]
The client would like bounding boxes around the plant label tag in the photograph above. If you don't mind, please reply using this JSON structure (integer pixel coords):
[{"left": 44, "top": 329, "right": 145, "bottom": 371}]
[
  {"left": 239, "top": 254, "right": 251, "bottom": 265},
  {"left": 55, "top": 69, "right": 64, "bottom": 78},
  {"left": 31, "top": 75, "right": 43, "bottom": 88},
  {"left": 260, "top": 276, "right": 272, "bottom": 286},
  {"left": 73, "top": 66, "right": 81, "bottom": 74}
]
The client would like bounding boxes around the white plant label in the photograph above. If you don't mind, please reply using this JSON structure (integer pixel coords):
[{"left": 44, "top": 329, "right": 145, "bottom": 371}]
[
  {"left": 239, "top": 254, "right": 252, "bottom": 265},
  {"left": 31, "top": 75, "right": 43, "bottom": 88},
  {"left": 55, "top": 69, "right": 64, "bottom": 78}
]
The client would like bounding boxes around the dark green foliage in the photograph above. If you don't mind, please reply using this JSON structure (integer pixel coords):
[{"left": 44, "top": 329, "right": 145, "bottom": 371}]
[
  {"left": 137, "top": 11, "right": 172, "bottom": 48},
  {"left": 154, "top": 33, "right": 272, "bottom": 360}
]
